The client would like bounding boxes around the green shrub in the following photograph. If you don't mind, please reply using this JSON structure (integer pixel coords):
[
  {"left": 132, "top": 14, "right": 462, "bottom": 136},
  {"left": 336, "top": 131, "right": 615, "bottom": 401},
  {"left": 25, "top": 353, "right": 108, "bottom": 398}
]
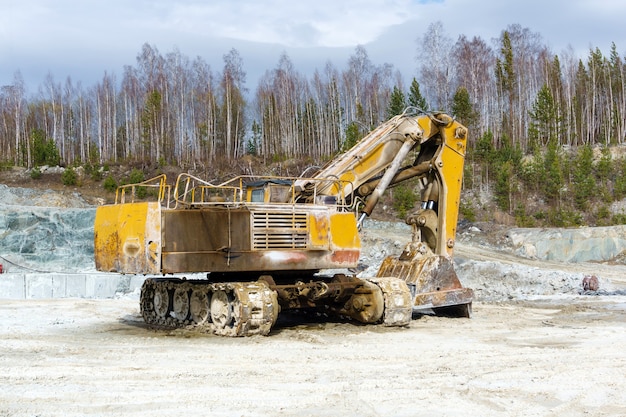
[
  {"left": 61, "top": 167, "right": 77, "bottom": 186},
  {"left": 103, "top": 175, "right": 117, "bottom": 192},
  {"left": 30, "top": 166, "right": 42, "bottom": 180},
  {"left": 128, "top": 169, "right": 146, "bottom": 199},
  {"left": 393, "top": 185, "right": 418, "bottom": 219},
  {"left": 83, "top": 163, "right": 102, "bottom": 181},
  {"left": 0, "top": 161, "right": 13, "bottom": 170},
  {"left": 612, "top": 213, "right": 626, "bottom": 225},
  {"left": 91, "top": 168, "right": 103, "bottom": 181},
  {"left": 31, "top": 129, "right": 60, "bottom": 166},
  {"left": 514, "top": 204, "right": 536, "bottom": 227},
  {"left": 546, "top": 208, "right": 583, "bottom": 227},
  {"left": 459, "top": 201, "right": 476, "bottom": 222}
]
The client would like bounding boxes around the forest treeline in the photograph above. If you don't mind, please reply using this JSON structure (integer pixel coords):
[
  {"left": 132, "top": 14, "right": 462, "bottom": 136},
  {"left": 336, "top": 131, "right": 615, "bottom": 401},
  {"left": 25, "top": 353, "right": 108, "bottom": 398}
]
[{"left": 1, "top": 22, "right": 626, "bottom": 226}]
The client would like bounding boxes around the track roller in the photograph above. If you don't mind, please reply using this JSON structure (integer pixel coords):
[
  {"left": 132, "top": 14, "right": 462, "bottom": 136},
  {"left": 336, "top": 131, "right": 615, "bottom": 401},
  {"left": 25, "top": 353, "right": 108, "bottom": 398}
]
[{"left": 140, "top": 278, "right": 279, "bottom": 336}]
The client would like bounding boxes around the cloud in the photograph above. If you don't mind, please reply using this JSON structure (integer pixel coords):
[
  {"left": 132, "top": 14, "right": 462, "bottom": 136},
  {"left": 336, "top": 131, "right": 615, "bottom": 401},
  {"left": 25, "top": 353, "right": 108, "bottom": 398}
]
[
  {"left": 150, "top": 0, "right": 418, "bottom": 47},
  {"left": 2, "top": 0, "right": 625, "bottom": 89}
]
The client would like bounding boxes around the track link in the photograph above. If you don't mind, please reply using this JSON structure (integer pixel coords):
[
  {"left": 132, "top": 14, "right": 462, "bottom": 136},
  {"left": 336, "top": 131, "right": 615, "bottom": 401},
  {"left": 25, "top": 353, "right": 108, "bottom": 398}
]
[
  {"left": 365, "top": 277, "right": 412, "bottom": 326},
  {"left": 140, "top": 278, "right": 279, "bottom": 336}
]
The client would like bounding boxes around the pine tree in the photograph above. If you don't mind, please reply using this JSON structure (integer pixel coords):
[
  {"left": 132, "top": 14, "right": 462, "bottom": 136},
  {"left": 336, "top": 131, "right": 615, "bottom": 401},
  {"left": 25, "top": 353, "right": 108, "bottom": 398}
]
[
  {"left": 495, "top": 31, "right": 516, "bottom": 140},
  {"left": 387, "top": 86, "right": 407, "bottom": 119},
  {"left": 341, "top": 122, "right": 361, "bottom": 152},
  {"left": 528, "top": 84, "right": 559, "bottom": 152},
  {"left": 407, "top": 78, "right": 428, "bottom": 111},
  {"left": 473, "top": 129, "right": 495, "bottom": 186},
  {"left": 595, "top": 145, "right": 614, "bottom": 203},
  {"left": 614, "top": 158, "right": 626, "bottom": 200},
  {"left": 494, "top": 160, "right": 513, "bottom": 212},
  {"left": 31, "top": 128, "right": 60, "bottom": 166},
  {"left": 520, "top": 146, "right": 545, "bottom": 195},
  {"left": 451, "top": 86, "right": 478, "bottom": 129},
  {"left": 543, "top": 140, "right": 564, "bottom": 205},
  {"left": 595, "top": 146, "right": 613, "bottom": 187},
  {"left": 247, "top": 120, "right": 261, "bottom": 155},
  {"left": 572, "top": 144, "right": 594, "bottom": 209}
]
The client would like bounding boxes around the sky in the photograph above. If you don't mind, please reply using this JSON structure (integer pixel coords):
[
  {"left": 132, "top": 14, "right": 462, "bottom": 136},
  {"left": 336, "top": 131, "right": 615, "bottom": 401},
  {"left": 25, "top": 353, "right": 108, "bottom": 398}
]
[{"left": 2, "top": 0, "right": 626, "bottom": 94}]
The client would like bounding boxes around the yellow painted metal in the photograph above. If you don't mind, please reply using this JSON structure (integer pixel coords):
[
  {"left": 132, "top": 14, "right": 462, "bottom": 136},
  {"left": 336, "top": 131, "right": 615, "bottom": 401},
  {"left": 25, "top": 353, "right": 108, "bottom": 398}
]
[
  {"left": 310, "top": 116, "right": 418, "bottom": 198},
  {"left": 437, "top": 120, "right": 467, "bottom": 257},
  {"left": 329, "top": 212, "right": 360, "bottom": 250},
  {"left": 94, "top": 201, "right": 161, "bottom": 274},
  {"left": 325, "top": 171, "right": 356, "bottom": 196},
  {"left": 308, "top": 211, "right": 330, "bottom": 249},
  {"left": 115, "top": 174, "right": 170, "bottom": 205}
]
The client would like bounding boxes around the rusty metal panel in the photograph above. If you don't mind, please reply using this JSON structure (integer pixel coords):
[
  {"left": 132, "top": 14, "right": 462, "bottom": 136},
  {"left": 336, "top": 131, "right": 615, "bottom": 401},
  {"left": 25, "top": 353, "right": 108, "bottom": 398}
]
[
  {"left": 162, "top": 207, "right": 251, "bottom": 253},
  {"left": 162, "top": 248, "right": 348, "bottom": 274},
  {"left": 308, "top": 210, "right": 330, "bottom": 249},
  {"left": 160, "top": 205, "right": 361, "bottom": 274},
  {"left": 160, "top": 207, "right": 252, "bottom": 273}
]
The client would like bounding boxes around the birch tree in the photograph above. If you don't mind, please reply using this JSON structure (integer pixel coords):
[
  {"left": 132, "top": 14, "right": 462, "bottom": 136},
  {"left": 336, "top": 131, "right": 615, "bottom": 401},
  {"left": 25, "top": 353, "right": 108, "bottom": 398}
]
[
  {"left": 343, "top": 45, "right": 372, "bottom": 125},
  {"left": 453, "top": 35, "right": 494, "bottom": 134},
  {"left": 220, "top": 48, "right": 246, "bottom": 160},
  {"left": 1, "top": 72, "right": 26, "bottom": 165},
  {"left": 417, "top": 21, "right": 455, "bottom": 111},
  {"left": 190, "top": 56, "right": 218, "bottom": 164},
  {"left": 609, "top": 43, "right": 626, "bottom": 144}
]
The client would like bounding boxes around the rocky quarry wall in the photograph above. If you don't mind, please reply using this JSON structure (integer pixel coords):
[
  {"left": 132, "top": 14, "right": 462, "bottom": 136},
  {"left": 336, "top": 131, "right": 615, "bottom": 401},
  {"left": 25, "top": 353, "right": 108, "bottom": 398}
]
[{"left": 507, "top": 226, "right": 626, "bottom": 263}]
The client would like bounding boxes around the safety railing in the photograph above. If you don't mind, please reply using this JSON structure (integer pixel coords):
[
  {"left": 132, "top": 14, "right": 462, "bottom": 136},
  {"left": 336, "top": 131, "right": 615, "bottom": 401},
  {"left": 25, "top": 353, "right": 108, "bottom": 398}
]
[
  {"left": 172, "top": 173, "right": 240, "bottom": 208},
  {"left": 114, "top": 172, "right": 357, "bottom": 211},
  {"left": 171, "top": 173, "right": 354, "bottom": 210},
  {"left": 115, "top": 174, "right": 172, "bottom": 207}
]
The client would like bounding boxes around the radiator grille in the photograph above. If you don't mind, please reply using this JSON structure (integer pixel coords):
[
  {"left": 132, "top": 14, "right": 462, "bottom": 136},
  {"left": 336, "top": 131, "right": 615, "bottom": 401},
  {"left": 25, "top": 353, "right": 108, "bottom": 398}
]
[{"left": 252, "top": 211, "right": 309, "bottom": 249}]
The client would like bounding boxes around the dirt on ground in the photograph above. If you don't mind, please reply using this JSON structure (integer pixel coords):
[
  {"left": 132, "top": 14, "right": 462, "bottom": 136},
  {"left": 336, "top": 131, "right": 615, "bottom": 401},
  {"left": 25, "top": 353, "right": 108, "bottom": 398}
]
[{"left": 1, "top": 295, "right": 625, "bottom": 417}]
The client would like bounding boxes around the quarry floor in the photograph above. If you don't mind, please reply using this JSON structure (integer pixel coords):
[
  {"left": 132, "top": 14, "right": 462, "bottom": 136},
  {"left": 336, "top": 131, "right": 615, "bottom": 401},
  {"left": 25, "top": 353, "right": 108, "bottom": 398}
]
[{"left": 1, "top": 295, "right": 625, "bottom": 417}]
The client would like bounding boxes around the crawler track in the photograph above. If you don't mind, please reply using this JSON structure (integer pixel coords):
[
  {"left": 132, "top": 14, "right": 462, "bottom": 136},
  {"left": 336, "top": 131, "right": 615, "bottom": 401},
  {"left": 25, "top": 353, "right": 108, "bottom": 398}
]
[
  {"left": 140, "top": 278, "right": 279, "bottom": 336},
  {"left": 140, "top": 276, "right": 412, "bottom": 336},
  {"left": 366, "top": 277, "right": 412, "bottom": 326}
]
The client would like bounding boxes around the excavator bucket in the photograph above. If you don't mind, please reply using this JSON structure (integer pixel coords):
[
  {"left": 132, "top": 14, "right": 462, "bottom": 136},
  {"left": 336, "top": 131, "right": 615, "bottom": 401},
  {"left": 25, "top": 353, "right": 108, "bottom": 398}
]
[{"left": 376, "top": 245, "right": 473, "bottom": 318}]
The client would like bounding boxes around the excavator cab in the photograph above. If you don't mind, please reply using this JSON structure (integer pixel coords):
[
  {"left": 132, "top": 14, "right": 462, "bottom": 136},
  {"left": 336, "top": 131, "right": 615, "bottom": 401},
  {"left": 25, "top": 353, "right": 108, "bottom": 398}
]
[{"left": 245, "top": 179, "right": 293, "bottom": 203}]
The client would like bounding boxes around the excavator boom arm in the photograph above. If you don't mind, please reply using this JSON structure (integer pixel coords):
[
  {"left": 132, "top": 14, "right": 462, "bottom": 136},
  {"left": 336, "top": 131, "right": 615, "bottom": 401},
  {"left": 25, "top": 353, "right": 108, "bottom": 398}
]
[
  {"left": 302, "top": 109, "right": 473, "bottom": 316},
  {"left": 300, "top": 109, "right": 468, "bottom": 257}
]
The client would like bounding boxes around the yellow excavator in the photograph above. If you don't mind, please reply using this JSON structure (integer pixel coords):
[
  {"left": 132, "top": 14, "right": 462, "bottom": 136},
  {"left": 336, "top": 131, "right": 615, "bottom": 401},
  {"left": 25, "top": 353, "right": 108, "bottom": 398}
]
[{"left": 94, "top": 109, "right": 473, "bottom": 336}]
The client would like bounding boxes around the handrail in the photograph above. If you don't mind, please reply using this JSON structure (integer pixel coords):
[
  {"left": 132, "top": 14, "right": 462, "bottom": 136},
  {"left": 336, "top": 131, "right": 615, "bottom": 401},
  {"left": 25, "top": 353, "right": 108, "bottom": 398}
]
[
  {"left": 171, "top": 173, "right": 355, "bottom": 209},
  {"left": 172, "top": 173, "right": 241, "bottom": 208},
  {"left": 115, "top": 174, "right": 171, "bottom": 207},
  {"left": 113, "top": 172, "right": 356, "bottom": 210}
]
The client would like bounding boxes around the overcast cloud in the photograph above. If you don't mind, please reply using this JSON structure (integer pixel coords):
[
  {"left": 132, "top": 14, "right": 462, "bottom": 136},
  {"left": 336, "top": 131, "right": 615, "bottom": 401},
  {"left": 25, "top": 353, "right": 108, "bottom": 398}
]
[{"left": 1, "top": 0, "right": 625, "bottom": 92}]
